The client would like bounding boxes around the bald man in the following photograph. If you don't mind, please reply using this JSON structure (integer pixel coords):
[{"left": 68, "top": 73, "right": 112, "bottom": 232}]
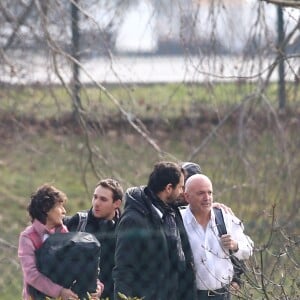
[{"left": 182, "top": 174, "right": 253, "bottom": 300}]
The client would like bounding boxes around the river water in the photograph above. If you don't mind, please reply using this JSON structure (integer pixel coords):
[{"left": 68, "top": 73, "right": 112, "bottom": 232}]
[{"left": 1, "top": 54, "right": 298, "bottom": 84}]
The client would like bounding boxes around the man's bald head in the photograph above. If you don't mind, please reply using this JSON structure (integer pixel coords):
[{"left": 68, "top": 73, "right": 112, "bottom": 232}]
[
  {"left": 185, "top": 174, "right": 212, "bottom": 193},
  {"left": 184, "top": 174, "right": 213, "bottom": 216}
]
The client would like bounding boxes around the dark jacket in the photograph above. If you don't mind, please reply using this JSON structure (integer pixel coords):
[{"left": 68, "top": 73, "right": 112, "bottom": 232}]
[
  {"left": 65, "top": 209, "right": 119, "bottom": 300},
  {"left": 113, "top": 186, "right": 196, "bottom": 300}
]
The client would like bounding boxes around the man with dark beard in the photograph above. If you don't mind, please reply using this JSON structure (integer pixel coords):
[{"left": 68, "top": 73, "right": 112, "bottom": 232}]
[{"left": 113, "top": 161, "right": 197, "bottom": 300}]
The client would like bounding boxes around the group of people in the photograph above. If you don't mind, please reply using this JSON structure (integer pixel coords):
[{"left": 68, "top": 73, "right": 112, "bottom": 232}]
[{"left": 18, "top": 161, "right": 253, "bottom": 300}]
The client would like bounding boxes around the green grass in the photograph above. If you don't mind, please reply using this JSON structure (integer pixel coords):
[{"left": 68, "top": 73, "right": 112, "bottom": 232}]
[{"left": 3, "top": 82, "right": 296, "bottom": 120}]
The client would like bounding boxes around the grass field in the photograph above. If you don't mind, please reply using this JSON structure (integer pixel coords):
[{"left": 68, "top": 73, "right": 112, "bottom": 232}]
[{"left": 0, "top": 82, "right": 299, "bottom": 299}]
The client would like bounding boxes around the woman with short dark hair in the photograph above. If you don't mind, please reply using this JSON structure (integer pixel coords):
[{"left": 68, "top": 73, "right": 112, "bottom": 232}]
[{"left": 18, "top": 184, "right": 79, "bottom": 300}]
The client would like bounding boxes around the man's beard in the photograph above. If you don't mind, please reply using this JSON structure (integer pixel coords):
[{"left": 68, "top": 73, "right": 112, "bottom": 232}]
[{"left": 174, "top": 195, "right": 188, "bottom": 207}]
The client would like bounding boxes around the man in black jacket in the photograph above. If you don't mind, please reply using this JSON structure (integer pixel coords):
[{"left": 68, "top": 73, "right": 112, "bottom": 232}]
[
  {"left": 113, "top": 161, "right": 197, "bottom": 300},
  {"left": 65, "top": 178, "right": 123, "bottom": 300}
]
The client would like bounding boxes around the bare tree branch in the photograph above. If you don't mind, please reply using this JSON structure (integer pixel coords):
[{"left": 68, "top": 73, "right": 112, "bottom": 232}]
[{"left": 4, "top": 0, "right": 35, "bottom": 50}]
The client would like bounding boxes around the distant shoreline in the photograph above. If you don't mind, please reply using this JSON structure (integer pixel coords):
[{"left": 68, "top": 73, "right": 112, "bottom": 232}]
[{"left": 0, "top": 54, "right": 297, "bottom": 85}]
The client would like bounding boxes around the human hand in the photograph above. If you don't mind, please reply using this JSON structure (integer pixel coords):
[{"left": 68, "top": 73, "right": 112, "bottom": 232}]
[
  {"left": 213, "top": 202, "right": 235, "bottom": 216},
  {"left": 88, "top": 279, "right": 104, "bottom": 299},
  {"left": 220, "top": 234, "right": 238, "bottom": 251},
  {"left": 88, "top": 292, "right": 100, "bottom": 300},
  {"left": 59, "top": 287, "right": 79, "bottom": 300},
  {"left": 230, "top": 281, "right": 240, "bottom": 295}
]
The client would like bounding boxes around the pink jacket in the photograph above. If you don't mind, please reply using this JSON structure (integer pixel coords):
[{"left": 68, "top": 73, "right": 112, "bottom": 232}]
[{"left": 18, "top": 219, "right": 68, "bottom": 300}]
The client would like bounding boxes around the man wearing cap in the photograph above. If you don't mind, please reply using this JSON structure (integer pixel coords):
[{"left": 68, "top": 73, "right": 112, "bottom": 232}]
[
  {"left": 182, "top": 162, "right": 203, "bottom": 180},
  {"left": 174, "top": 162, "right": 202, "bottom": 207},
  {"left": 182, "top": 173, "right": 253, "bottom": 300}
]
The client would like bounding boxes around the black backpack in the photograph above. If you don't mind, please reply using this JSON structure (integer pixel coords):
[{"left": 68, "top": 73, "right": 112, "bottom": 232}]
[
  {"left": 29, "top": 231, "right": 101, "bottom": 299},
  {"left": 213, "top": 207, "right": 246, "bottom": 286}
]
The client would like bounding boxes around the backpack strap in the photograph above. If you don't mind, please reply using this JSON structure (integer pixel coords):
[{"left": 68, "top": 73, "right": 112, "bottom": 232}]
[
  {"left": 76, "top": 211, "right": 88, "bottom": 232},
  {"left": 213, "top": 207, "right": 227, "bottom": 236},
  {"left": 28, "top": 230, "right": 43, "bottom": 249},
  {"left": 214, "top": 207, "right": 245, "bottom": 285},
  {"left": 214, "top": 207, "right": 234, "bottom": 254}
]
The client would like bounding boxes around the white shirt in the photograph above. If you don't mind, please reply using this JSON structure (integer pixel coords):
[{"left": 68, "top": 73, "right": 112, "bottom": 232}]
[{"left": 181, "top": 206, "right": 253, "bottom": 290}]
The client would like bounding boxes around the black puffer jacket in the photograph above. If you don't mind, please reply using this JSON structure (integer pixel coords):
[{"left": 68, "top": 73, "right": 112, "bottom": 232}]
[{"left": 113, "top": 186, "right": 196, "bottom": 300}]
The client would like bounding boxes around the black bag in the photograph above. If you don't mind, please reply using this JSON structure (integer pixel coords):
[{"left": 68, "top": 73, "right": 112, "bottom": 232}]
[
  {"left": 213, "top": 207, "right": 246, "bottom": 286},
  {"left": 29, "top": 231, "right": 101, "bottom": 299}
]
